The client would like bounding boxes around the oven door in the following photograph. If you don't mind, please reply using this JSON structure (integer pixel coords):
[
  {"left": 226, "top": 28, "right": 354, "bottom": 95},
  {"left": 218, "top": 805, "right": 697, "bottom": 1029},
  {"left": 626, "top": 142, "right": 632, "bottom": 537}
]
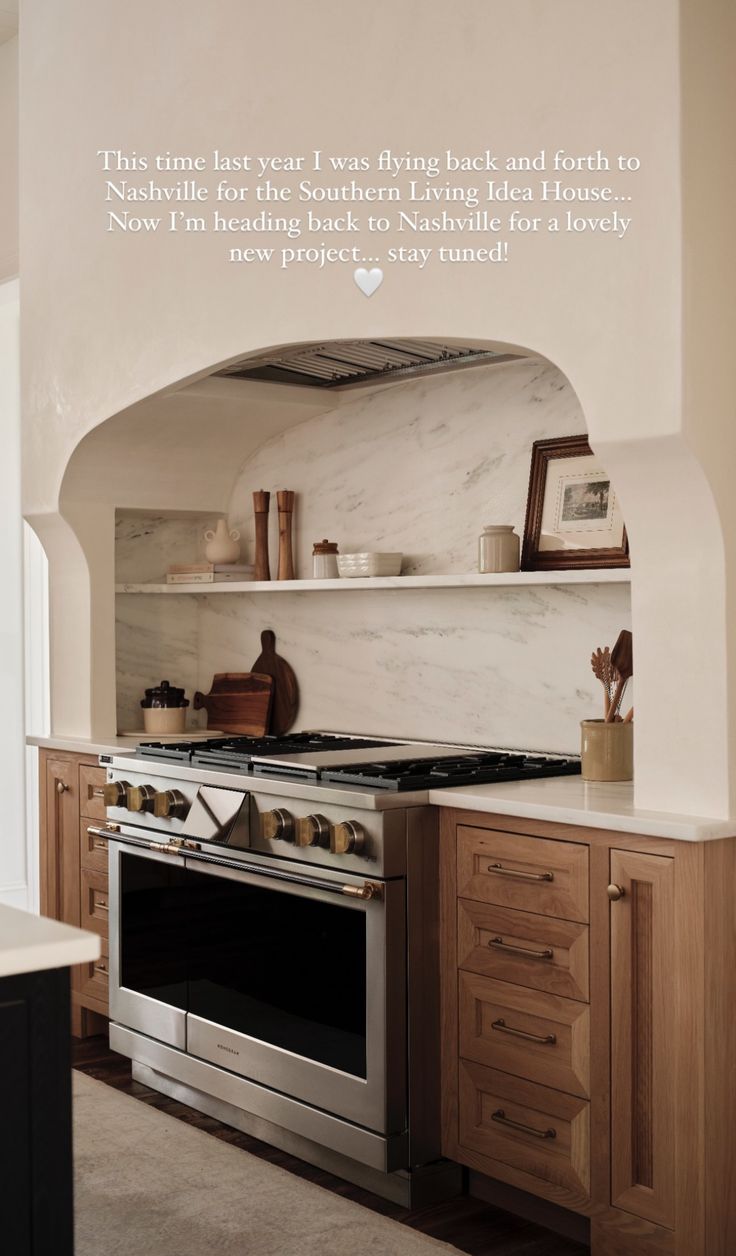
[
  {"left": 184, "top": 853, "right": 406, "bottom": 1135},
  {"left": 108, "top": 840, "right": 189, "bottom": 1049}
]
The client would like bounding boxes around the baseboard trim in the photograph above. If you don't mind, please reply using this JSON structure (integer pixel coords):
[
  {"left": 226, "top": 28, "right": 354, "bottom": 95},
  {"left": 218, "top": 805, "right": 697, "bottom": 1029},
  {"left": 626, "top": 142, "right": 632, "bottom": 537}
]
[{"left": 467, "top": 1170, "right": 590, "bottom": 1246}]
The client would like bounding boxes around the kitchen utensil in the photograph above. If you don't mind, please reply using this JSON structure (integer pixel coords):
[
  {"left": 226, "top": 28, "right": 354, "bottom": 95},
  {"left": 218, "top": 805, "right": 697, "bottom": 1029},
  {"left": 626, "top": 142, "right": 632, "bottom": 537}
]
[
  {"left": 590, "top": 646, "right": 615, "bottom": 719},
  {"left": 204, "top": 519, "right": 241, "bottom": 565},
  {"left": 141, "top": 680, "right": 189, "bottom": 709},
  {"left": 253, "top": 490, "right": 271, "bottom": 581},
  {"left": 250, "top": 629, "right": 299, "bottom": 735},
  {"left": 337, "top": 552, "right": 403, "bottom": 578},
  {"left": 193, "top": 672, "right": 274, "bottom": 735},
  {"left": 478, "top": 525, "right": 520, "bottom": 573},
  {"left": 581, "top": 718, "right": 633, "bottom": 780},
  {"left": 623, "top": 707, "right": 634, "bottom": 723},
  {"left": 142, "top": 707, "right": 188, "bottom": 735},
  {"left": 606, "top": 630, "right": 633, "bottom": 722},
  {"left": 277, "top": 490, "right": 296, "bottom": 580},
  {"left": 312, "top": 539, "right": 339, "bottom": 579}
]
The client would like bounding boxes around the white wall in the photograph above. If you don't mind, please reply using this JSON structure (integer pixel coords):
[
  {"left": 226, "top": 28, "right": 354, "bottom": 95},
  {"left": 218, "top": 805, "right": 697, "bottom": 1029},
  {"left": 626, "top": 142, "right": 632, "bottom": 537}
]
[
  {"left": 0, "top": 34, "right": 17, "bottom": 281},
  {"left": 0, "top": 278, "right": 28, "bottom": 908}
]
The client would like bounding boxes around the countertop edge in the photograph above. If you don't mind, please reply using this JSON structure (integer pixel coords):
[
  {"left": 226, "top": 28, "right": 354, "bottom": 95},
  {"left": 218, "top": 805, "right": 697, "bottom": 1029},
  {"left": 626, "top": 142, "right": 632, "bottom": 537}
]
[{"left": 0, "top": 906, "right": 101, "bottom": 979}]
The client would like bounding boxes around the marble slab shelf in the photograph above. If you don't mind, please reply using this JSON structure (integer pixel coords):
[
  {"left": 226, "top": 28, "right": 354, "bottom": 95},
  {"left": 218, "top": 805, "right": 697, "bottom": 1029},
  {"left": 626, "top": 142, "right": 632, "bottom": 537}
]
[{"left": 116, "top": 570, "right": 631, "bottom": 594}]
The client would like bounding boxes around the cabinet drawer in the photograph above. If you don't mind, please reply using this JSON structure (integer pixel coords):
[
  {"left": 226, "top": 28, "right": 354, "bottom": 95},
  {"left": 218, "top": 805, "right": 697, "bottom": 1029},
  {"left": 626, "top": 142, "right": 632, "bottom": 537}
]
[
  {"left": 459, "top": 972, "right": 590, "bottom": 1098},
  {"left": 458, "top": 1060, "right": 590, "bottom": 1204},
  {"left": 80, "top": 820, "right": 110, "bottom": 875},
  {"left": 80, "top": 868, "right": 109, "bottom": 938},
  {"left": 78, "top": 937, "right": 109, "bottom": 1007},
  {"left": 457, "top": 827, "right": 589, "bottom": 923},
  {"left": 458, "top": 899, "right": 589, "bottom": 1002},
  {"left": 79, "top": 765, "right": 107, "bottom": 823}
]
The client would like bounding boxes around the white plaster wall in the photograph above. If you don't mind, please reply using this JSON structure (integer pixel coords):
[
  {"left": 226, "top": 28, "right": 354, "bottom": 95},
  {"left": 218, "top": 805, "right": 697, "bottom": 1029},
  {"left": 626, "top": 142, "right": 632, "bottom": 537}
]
[
  {"left": 19, "top": 1, "right": 736, "bottom": 817},
  {"left": 0, "top": 279, "right": 27, "bottom": 907},
  {"left": 115, "top": 359, "right": 631, "bottom": 750},
  {"left": 0, "top": 35, "right": 17, "bottom": 281}
]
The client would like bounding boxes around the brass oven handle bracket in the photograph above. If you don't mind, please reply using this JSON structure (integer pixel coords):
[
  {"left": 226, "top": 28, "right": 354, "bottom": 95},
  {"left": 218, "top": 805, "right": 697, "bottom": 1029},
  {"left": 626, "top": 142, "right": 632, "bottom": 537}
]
[
  {"left": 342, "top": 882, "right": 383, "bottom": 901},
  {"left": 491, "top": 1109, "right": 557, "bottom": 1140},
  {"left": 487, "top": 862, "right": 554, "bottom": 883},
  {"left": 488, "top": 936, "right": 554, "bottom": 961},
  {"left": 491, "top": 1018, "right": 557, "bottom": 1045}
]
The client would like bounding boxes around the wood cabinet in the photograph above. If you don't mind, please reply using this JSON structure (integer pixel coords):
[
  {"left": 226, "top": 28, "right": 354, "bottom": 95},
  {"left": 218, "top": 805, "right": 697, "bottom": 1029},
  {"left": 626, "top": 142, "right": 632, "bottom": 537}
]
[
  {"left": 39, "top": 749, "right": 109, "bottom": 1036},
  {"left": 440, "top": 809, "right": 736, "bottom": 1256}
]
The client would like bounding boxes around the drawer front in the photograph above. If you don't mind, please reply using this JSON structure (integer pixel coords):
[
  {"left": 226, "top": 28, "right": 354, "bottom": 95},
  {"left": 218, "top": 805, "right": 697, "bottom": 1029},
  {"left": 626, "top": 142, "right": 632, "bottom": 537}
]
[
  {"left": 459, "top": 972, "right": 590, "bottom": 1098},
  {"left": 80, "top": 868, "right": 110, "bottom": 938},
  {"left": 457, "top": 827, "right": 589, "bottom": 923},
  {"left": 458, "top": 899, "right": 589, "bottom": 1002},
  {"left": 80, "top": 819, "right": 109, "bottom": 875},
  {"left": 79, "top": 765, "right": 107, "bottom": 823},
  {"left": 459, "top": 1059, "right": 590, "bottom": 1203},
  {"left": 78, "top": 937, "right": 109, "bottom": 1007}
]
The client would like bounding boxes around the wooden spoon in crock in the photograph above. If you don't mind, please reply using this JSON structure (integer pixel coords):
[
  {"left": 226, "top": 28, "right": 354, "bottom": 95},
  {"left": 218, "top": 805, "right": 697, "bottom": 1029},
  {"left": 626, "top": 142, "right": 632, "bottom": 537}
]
[{"left": 606, "top": 630, "right": 633, "bottom": 722}]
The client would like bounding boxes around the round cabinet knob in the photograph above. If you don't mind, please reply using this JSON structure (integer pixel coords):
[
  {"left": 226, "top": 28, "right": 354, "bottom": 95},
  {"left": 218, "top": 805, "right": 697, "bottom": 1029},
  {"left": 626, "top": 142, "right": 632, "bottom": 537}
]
[
  {"left": 153, "top": 789, "right": 189, "bottom": 820},
  {"left": 294, "top": 814, "right": 330, "bottom": 848},
  {"left": 56, "top": 780, "right": 69, "bottom": 795},
  {"left": 330, "top": 821, "right": 366, "bottom": 856},
  {"left": 262, "top": 808, "right": 295, "bottom": 842},
  {"left": 103, "top": 780, "right": 130, "bottom": 808},
  {"left": 607, "top": 883, "right": 626, "bottom": 902},
  {"left": 126, "top": 784, "right": 157, "bottom": 814}
]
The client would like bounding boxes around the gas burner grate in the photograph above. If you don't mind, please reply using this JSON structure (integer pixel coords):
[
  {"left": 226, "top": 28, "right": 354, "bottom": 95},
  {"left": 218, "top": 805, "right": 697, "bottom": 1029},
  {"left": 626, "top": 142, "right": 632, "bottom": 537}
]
[
  {"left": 137, "top": 732, "right": 394, "bottom": 772},
  {"left": 319, "top": 752, "right": 581, "bottom": 792}
]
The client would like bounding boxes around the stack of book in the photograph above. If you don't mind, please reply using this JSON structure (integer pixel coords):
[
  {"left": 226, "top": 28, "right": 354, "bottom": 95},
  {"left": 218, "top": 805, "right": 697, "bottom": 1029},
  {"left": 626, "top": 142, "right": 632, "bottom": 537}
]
[{"left": 166, "top": 563, "right": 256, "bottom": 585}]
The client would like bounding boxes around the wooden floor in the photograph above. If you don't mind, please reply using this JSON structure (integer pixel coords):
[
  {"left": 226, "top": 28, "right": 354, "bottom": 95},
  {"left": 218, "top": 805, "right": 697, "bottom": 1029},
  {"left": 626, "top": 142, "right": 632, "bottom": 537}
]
[{"left": 72, "top": 1037, "right": 588, "bottom": 1256}]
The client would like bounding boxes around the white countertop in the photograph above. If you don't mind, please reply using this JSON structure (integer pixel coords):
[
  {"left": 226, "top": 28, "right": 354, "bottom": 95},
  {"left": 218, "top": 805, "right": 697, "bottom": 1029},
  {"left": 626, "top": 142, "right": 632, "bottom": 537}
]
[
  {"left": 28, "top": 735, "right": 736, "bottom": 842},
  {"left": 27, "top": 734, "right": 142, "bottom": 757},
  {"left": 429, "top": 776, "right": 736, "bottom": 842},
  {"left": 0, "top": 905, "right": 100, "bottom": 979}
]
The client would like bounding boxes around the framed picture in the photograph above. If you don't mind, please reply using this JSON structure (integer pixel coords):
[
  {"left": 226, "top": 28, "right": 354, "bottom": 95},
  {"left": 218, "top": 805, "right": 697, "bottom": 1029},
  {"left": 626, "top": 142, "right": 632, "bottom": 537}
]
[{"left": 521, "top": 434, "right": 629, "bottom": 570}]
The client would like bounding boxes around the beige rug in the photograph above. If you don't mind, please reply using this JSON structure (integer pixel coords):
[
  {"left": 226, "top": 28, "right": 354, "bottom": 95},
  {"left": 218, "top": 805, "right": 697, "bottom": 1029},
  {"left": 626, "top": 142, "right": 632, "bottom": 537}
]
[{"left": 73, "top": 1071, "right": 460, "bottom": 1255}]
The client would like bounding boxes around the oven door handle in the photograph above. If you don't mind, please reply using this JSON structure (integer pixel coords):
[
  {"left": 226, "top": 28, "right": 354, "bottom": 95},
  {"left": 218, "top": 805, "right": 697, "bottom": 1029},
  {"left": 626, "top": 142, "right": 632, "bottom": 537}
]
[{"left": 95, "top": 827, "right": 384, "bottom": 901}]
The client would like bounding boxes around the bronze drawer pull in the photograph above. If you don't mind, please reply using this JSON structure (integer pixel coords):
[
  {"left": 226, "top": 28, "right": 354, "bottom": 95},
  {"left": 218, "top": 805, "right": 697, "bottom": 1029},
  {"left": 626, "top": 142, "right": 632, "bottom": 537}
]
[
  {"left": 489, "top": 936, "right": 554, "bottom": 961},
  {"left": 93, "top": 839, "right": 108, "bottom": 851},
  {"left": 491, "top": 1109, "right": 557, "bottom": 1140},
  {"left": 94, "top": 962, "right": 108, "bottom": 975},
  {"left": 491, "top": 1018, "right": 557, "bottom": 1045},
  {"left": 90, "top": 786, "right": 106, "bottom": 799},
  {"left": 487, "top": 862, "right": 554, "bottom": 883},
  {"left": 95, "top": 900, "right": 109, "bottom": 913}
]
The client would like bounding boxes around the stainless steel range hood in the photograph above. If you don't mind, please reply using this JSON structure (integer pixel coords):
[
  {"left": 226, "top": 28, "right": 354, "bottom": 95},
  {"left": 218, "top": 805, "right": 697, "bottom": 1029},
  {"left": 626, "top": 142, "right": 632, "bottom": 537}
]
[{"left": 215, "top": 338, "right": 522, "bottom": 390}]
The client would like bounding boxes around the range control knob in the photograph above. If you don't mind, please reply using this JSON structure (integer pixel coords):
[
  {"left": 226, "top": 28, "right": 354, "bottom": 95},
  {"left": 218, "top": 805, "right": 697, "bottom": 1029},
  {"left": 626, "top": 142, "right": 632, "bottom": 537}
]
[
  {"left": 294, "top": 814, "right": 330, "bottom": 848},
  {"left": 103, "top": 780, "right": 130, "bottom": 808},
  {"left": 153, "top": 789, "right": 190, "bottom": 820},
  {"left": 330, "top": 821, "right": 366, "bottom": 856},
  {"left": 126, "top": 784, "right": 157, "bottom": 814},
  {"left": 262, "top": 808, "right": 295, "bottom": 842}
]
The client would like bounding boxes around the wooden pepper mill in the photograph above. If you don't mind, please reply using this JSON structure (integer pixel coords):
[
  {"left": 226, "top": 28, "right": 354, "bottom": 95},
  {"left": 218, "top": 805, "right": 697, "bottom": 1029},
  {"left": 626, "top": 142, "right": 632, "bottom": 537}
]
[
  {"left": 277, "top": 490, "right": 296, "bottom": 580},
  {"left": 252, "top": 490, "right": 271, "bottom": 581}
]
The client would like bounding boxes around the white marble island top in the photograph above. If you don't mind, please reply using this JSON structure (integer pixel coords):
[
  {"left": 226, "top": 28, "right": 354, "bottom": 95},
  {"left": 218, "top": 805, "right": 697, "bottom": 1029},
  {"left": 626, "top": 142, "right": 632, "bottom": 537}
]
[
  {"left": 0, "top": 904, "right": 100, "bottom": 979},
  {"left": 429, "top": 776, "right": 736, "bottom": 842}
]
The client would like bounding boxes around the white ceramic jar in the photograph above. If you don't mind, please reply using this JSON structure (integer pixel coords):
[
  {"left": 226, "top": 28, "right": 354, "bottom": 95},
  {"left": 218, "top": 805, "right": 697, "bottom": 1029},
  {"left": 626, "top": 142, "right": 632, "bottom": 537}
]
[
  {"left": 312, "top": 539, "right": 339, "bottom": 579},
  {"left": 478, "top": 525, "right": 520, "bottom": 573}
]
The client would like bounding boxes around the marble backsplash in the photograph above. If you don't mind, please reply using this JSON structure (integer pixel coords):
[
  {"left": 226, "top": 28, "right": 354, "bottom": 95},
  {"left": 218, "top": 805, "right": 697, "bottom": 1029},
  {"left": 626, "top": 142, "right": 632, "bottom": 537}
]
[{"left": 115, "top": 358, "right": 632, "bottom": 749}]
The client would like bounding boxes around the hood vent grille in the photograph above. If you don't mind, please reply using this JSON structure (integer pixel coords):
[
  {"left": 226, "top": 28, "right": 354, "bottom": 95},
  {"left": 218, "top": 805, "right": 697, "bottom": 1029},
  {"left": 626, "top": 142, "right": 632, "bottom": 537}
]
[{"left": 215, "top": 339, "right": 521, "bottom": 390}]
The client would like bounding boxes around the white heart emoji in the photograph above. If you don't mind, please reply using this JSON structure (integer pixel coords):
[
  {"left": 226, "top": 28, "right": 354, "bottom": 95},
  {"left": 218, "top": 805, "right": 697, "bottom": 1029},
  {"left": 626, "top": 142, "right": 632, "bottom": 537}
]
[{"left": 354, "top": 267, "right": 383, "bottom": 297}]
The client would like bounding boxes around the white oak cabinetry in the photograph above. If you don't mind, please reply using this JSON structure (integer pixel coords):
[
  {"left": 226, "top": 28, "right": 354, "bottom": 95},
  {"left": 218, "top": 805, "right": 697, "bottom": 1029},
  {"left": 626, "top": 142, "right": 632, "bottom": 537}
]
[{"left": 440, "top": 808, "right": 736, "bottom": 1256}]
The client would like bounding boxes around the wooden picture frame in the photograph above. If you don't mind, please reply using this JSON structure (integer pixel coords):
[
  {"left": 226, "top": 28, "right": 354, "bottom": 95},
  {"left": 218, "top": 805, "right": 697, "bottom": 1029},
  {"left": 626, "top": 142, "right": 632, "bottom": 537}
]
[{"left": 521, "top": 434, "right": 630, "bottom": 571}]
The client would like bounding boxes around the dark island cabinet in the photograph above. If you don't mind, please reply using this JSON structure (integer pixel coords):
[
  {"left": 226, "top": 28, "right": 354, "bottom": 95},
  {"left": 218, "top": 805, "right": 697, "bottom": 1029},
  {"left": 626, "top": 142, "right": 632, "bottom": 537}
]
[{"left": 0, "top": 966, "right": 73, "bottom": 1256}]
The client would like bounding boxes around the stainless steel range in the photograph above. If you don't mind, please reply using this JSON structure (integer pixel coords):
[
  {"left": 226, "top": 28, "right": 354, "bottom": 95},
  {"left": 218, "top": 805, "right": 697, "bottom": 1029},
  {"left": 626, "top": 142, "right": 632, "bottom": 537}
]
[{"left": 96, "top": 732, "right": 579, "bottom": 1205}]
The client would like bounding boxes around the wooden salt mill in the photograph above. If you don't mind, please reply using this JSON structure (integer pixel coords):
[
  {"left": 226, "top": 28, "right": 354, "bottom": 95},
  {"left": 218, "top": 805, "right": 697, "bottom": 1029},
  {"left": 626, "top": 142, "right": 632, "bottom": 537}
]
[
  {"left": 252, "top": 490, "right": 271, "bottom": 581},
  {"left": 277, "top": 490, "right": 296, "bottom": 580}
]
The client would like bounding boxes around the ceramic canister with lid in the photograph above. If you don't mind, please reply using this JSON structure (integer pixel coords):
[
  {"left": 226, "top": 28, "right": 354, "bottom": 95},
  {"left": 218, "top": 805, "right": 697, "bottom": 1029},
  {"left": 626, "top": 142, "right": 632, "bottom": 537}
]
[
  {"left": 478, "top": 525, "right": 520, "bottom": 573},
  {"left": 312, "top": 539, "right": 339, "bottom": 579}
]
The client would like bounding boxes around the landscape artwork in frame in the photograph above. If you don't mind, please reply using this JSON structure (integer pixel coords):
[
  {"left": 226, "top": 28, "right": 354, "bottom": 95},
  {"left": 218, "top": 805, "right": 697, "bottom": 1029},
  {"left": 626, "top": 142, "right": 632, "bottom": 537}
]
[{"left": 521, "top": 435, "right": 630, "bottom": 570}]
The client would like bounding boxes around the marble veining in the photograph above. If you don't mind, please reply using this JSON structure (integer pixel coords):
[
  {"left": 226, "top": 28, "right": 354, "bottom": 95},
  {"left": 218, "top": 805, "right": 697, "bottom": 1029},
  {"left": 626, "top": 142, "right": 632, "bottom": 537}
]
[{"left": 115, "top": 359, "right": 632, "bottom": 749}]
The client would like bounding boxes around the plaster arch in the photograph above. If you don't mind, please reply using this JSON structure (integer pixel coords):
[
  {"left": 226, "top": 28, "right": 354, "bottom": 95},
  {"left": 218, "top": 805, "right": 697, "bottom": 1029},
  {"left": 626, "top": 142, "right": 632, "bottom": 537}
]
[{"left": 31, "top": 330, "right": 729, "bottom": 819}]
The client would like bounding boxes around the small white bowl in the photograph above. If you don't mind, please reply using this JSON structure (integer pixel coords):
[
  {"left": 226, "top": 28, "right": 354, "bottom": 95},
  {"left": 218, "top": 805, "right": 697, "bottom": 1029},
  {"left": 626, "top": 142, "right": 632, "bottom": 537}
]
[{"left": 337, "top": 552, "right": 403, "bottom": 578}]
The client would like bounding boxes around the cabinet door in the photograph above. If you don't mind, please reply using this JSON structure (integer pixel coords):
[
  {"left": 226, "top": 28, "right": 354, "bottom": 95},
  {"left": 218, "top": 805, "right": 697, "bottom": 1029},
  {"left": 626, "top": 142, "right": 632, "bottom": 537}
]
[
  {"left": 610, "top": 850, "right": 675, "bottom": 1228},
  {"left": 40, "top": 756, "right": 80, "bottom": 927}
]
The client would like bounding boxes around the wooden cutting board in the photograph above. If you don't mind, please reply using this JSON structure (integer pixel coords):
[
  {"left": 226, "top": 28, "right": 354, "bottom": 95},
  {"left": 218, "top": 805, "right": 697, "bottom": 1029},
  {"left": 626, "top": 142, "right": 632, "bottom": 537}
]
[
  {"left": 193, "top": 672, "right": 273, "bottom": 735},
  {"left": 250, "top": 629, "right": 299, "bottom": 735}
]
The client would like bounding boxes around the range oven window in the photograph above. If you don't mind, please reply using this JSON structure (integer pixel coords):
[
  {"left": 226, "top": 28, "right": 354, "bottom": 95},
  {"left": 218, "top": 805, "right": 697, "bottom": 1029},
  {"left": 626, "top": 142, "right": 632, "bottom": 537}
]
[
  {"left": 187, "top": 870, "right": 367, "bottom": 1078},
  {"left": 120, "top": 853, "right": 189, "bottom": 1009}
]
